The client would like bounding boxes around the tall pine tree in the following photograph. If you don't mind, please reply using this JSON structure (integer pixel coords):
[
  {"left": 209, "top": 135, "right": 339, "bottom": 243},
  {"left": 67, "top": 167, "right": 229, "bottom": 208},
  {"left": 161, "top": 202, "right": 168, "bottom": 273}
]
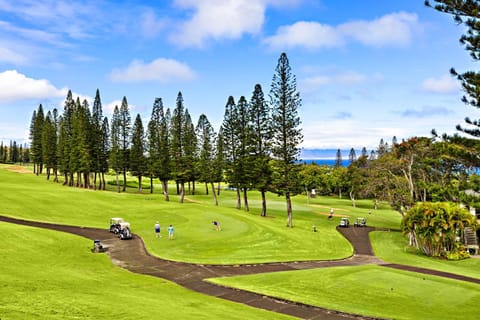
[
  {"left": 130, "top": 114, "right": 147, "bottom": 192},
  {"left": 249, "top": 83, "right": 272, "bottom": 216},
  {"left": 119, "top": 96, "right": 131, "bottom": 192},
  {"left": 270, "top": 53, "right": 303, "bottom": 228}
]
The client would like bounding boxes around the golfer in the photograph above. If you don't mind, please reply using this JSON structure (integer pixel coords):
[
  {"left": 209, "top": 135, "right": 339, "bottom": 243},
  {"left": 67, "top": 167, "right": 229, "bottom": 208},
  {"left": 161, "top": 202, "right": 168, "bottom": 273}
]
[
  {"left": 328, "top": 208, "right": 334, "bottom": 220},
  {"left": 154, "top": 221, "right": 161, "bottom": 238},
  {"left": 168, "top": 224, "right": 174, "bottom": 240}
]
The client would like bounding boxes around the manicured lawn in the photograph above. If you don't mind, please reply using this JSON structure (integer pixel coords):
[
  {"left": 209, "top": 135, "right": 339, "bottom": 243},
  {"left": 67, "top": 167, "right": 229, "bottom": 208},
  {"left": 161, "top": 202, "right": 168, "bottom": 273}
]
[
  {"left": 370, "top": 231, "right": 480, "bottom": 279},
  {"left": 208, "top": 264, "right": 480, "bottom": 320},
  {"left": 0, "top": 164, "right": 361, "bottom": 264},
  {"left": 0, "top": 222, "right": 296, "bottom": 320}
]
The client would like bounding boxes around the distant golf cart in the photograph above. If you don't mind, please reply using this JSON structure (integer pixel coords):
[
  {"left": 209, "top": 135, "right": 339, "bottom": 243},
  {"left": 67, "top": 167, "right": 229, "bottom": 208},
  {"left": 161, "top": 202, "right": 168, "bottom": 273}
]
[
  {"left": 109, "top": 217, "right": 124, "bottom": 234},
  {"left": 118, "top": 222, "right": 132, "bottom": 240},
  {"left": 339, "top": 217, "right": 350, "bottom": 228},
  {"left": 92, "top": 239, "right": 106, "bottom": 253},
  {"left": 354, "top": 217, "right": 367, "bottom": 227},
  {"left": 109, "top": 217, "right": 132, "bottom": 240}
]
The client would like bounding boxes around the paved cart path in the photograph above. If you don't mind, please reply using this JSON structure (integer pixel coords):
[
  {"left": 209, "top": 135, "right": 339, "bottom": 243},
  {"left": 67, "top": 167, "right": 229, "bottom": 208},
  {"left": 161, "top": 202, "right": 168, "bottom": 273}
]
[{"left": 1, "top": 215, "right": 479, "bottom": 320}]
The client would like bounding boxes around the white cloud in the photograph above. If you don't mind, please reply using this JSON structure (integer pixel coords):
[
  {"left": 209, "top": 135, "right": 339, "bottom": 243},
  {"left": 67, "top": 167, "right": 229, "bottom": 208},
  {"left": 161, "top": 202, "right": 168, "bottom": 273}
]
[
  {"left": 103, "top": 99, "right": 136, "bottom": 116},
  {"left": 265, "top": 12, "right": 420, "bottom": 50},
  {"left": 104, "top": 100, "right": 123, "bottom": 115},
  {"left": 421, "top": 74, "right": 460, "bottom": 94},
  {"left": 140, "top": 9, "right": 167, "bottom": 38},
  {"left": 340, "top": 12, "right": 418, "bottom": 47},
  {"left": 0, "top": 47, "right": 27, "bottom": 64},
  {"left": 0, "top": 70, "right": 67, "bottom": 102},
  {"left": 302, "top": 119, "right": 408, "bottom": 150},
  {"left": 110, "top": 58, "right": 196, "bottom": 83},
  {"left": 171, "top": 0, "right": 266, "bottom": 47},
  {"left": 300, "top": 71, "right": 366, "bottom": 92},
  {"left": 264, "top": 21, "right": 343, "bottom": 50}
]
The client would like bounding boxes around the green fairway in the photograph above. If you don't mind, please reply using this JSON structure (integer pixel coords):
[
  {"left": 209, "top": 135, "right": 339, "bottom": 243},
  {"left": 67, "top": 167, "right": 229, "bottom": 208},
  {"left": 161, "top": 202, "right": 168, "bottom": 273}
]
[
  {"left": 0, "top": 164, "right": 367, "bottom": 263},
  {"left": 208, "top": 265, "right": 480, "bottom": 320},
  {"left": 0, "top": 222, "right": 296, "bottom": 320},
  {"left": 370, "top": 231, "right": 480, "bottom": 279}
]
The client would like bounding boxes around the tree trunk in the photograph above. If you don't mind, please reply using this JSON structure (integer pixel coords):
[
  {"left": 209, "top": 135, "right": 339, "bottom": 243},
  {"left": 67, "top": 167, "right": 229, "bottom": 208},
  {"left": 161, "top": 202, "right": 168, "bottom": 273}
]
[
  {"left": 122, "top": 169, "right": 127, "bottom": 192},
  {"left": 192, "top": 180, "right": 196, "bottom": 195},
  {"left": 116, "top": 171, "right": 120, "bottom": 193},
  {"left": 150, "top": 176, "right": 153, "bottom": 194},
  {"left": 102, "top": 172, "right": 106, "bottom": 190},
  {"left": 243, "top": 187, "right": 249, "bottom": 212},
  {"left": 84, "top": 172, "right": 89, "bottom": 189},
  {"left": 176, "top": 181, "right": 179, "bottom": 195},
  {"left": 46, "top": 168, "right": 51, "bottom": 180},
  {"left": 261, "top": 189, "right": 267, "bottom": 217},
  {"left": 63, "top": 172, "right": 68, "bottom": 186},
  {"left": 217, "top": 182, "right": 221, "bottom": 196},
  {"left": 53, "top": 168, "right": 58, "bottom": 183},
  {"left": 162, "top": 179, "right": 170, "bottom": 201},
  {"left": 205, "top": 182, "right": 209, "bottom": 195},
  {"left": 138, "top": 175, "right": 143, "bottom": 193},
  {"left": 286, "top": 191, "right": 293, "bottom": 227},
  {"left": 349, "top": 189, "right": 356, "bottom": 207},
  {"left": 179, "top": 182, "right": 185, "bottom": 203},
  {"left": 94, "top": 172, "right": 97, "bottom": 190},
  {"left": 236, "top": 187, "right": 241, "bottom": 209},
  {"left": 211, "top": 182, "right": 218, "bottom": 206}
]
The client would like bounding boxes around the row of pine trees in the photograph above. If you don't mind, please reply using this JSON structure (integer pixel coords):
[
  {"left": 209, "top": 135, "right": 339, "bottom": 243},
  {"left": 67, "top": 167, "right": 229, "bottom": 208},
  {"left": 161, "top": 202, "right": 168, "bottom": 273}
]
[{"left": 28, "top": 53, "right": 303, "bottom": 223}]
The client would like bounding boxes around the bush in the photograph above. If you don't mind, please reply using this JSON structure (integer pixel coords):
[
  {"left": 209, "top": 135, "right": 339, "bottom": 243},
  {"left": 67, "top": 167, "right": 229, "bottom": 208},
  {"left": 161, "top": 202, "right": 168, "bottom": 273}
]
[{"left": 446, "top": 243, "right": 470, "bottom": 261}]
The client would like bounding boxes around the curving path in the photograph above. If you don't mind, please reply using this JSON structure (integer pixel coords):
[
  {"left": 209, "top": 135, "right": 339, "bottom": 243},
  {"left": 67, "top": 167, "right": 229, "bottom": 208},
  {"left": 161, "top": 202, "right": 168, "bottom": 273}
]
[{"left": 1, "top": 215, "right": 479, "bottom": 320}]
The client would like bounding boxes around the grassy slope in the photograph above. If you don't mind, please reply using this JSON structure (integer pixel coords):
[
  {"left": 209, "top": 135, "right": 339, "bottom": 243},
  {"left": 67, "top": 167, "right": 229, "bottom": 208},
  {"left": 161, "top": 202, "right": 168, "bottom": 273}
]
[
  {"left": 0, "top": 165, "right": 368, "bottom": 263},
  {"left": 0, "top": 222, "right": 296, "bottom": 320},
  {"left": 208, "top": 265, "right": 480, "bottom": 320},
  {"left": 371, "top": 231, "right": 480, "bottom": 279}
]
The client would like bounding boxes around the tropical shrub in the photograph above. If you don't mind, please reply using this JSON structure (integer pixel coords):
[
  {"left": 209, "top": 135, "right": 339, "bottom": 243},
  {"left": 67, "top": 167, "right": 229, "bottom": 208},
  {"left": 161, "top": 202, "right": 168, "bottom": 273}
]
[{"left": 401, "top": 202, "right": 476, "bottom": 257}]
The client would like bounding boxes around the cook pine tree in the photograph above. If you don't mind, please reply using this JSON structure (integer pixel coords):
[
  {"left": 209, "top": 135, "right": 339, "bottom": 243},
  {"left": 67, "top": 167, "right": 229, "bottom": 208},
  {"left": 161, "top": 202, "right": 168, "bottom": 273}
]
[
  {"left": 270, "top": 52, "right": 303, "bottom": 228},
  {"left": 148, "top": 97, "right": 171, "bottom": 200},
  {"left": 130, "top": 114, "right": 147, "bottom": 192},
  {"left": 170, "top": 92, "right": 188, "bottom": 203},
  {"left": 221, "top": 96, "right": 242, "bottom": 209},
  {"left": 196, "top": 113, "right": 218, "bottom": 205},
  {"left": 110, "top": 105, "right": 122, "bottom": 193},
  {"left": 249, "top": 84, "right": 272, "bottom": 217},
  {"left": 119, "top": 96, "right": 131, "bottom": 192}
]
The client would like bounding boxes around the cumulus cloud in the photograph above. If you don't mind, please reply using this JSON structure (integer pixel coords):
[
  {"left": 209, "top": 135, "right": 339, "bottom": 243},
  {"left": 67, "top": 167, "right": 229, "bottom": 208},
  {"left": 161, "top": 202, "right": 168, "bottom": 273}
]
[
  {"left": 339, "top": 12, "right": 418, "bottom": 47},
  {"left": 264, "top": 21, "right": 343, "bottom": 50},
  {"left": 421, "top": 74, "right": 460, "bottom": 94},
  {"left": 110, "top": 58, "right": 196, "bottom": 83},
  {"left": 170, "top": 0, "right": 266, "bottom": 47},
  {"left": 0, "top": 70, "right": 67, "bottom": 102},
  {"left": 265, "top": 12, "right": 420, "bottom": 50}
]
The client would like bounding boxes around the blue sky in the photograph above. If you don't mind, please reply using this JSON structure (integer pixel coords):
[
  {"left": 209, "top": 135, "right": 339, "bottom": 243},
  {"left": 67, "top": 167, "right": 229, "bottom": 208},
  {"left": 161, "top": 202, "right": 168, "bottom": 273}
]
[{"left": 0, "top": 0, "right": 476, "bottom": 156}]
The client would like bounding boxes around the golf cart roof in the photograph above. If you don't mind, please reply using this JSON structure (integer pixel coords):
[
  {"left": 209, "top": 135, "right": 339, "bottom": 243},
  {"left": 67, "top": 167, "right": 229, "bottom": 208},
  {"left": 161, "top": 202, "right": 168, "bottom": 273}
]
[{"left": 119, "top": 222, "right": 130, "bottom": 228}]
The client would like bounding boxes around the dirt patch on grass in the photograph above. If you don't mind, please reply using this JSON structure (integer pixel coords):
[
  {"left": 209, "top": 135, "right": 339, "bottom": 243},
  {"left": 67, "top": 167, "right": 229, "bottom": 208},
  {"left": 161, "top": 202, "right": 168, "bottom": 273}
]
[{"left": 6, "top": 165, "right": 31, "bottom": 174}]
